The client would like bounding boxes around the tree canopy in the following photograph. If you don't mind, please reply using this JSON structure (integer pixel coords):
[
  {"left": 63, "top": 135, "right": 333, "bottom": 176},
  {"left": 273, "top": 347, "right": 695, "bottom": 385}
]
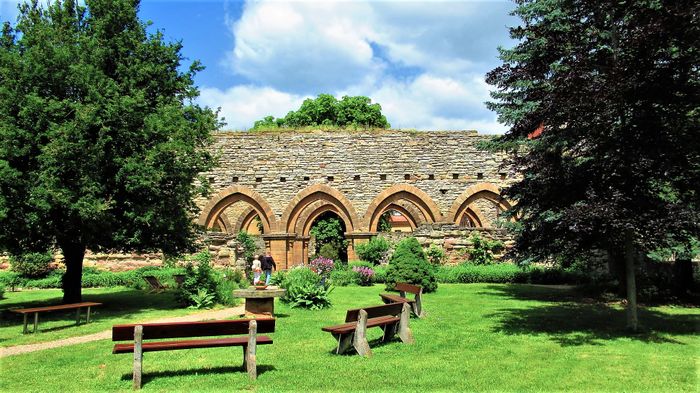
[
  {"left": 487, "top": 0, "right": 699, "bottom": 329},
  {"left": 252, "top": 94, "right": 390, "bottom": 130},
  {"left": 0, "top": 0, "right": 219, "bottom": 302}
]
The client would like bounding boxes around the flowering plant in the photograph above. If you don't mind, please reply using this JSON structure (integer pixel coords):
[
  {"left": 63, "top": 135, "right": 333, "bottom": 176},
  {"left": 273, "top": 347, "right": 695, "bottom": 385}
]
[
  {"left": 310, "top": 257, "right": 334, "bottom": 278},
  {"left": 352, "top": 266, "right": 375, "bottom": 286}
]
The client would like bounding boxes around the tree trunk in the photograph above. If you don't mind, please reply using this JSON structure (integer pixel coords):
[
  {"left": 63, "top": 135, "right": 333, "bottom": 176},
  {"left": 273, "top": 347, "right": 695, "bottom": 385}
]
[
  {"left": 61, "top": 242, "right": 86, "bottom": 304},
  {"left": 624, "top": 230, "right": 638, "bottom": 331}
]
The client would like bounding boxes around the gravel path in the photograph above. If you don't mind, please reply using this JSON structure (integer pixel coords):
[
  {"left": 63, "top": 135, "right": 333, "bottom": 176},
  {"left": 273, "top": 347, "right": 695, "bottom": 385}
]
[{"left": 0, "top": 305, "right": 245, "bottom": 358}]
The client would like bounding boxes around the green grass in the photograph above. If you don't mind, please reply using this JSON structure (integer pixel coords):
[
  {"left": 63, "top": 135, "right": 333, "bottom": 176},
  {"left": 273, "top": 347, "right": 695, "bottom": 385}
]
[
  {"left": 0, "top": 287, "right": 218, "bottom": 347},
  {"left": 1, "top": 284, "right": 698, "bottom": 392}
]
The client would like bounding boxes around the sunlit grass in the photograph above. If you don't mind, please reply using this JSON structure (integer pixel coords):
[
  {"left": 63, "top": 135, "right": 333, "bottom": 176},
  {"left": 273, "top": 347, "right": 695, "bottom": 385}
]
[{"left": 1, "top": 284, "right": 698, "bottom": 392}]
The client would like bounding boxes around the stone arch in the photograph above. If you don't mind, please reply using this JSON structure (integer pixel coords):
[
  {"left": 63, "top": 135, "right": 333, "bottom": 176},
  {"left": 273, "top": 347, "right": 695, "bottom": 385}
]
[
  {"left": 280, "top": 184, "right": 360, "bottom": 233},
  {"left": 382, "top": 203, "right": 419, "bottom": 231},
  {"left": 231, "top": 206, "right": 264, "bottom": 234},
  {"left": 448, "top": 182, "right": 513, "bottom": 227},
  {"left": 197, "top": 185, "right": 278, "bottom": 233},
  {"left": 213, "top": 215, "right": 232, "bottom": 233},
  {"left": 363, "top": 184, "right": 443, "bottom": 232},
  {"left": 458, "top": 206, "right": 487, "bottom": 228},
  {"left": 293, "top": 200, "right": 353, "bottom": 237}
]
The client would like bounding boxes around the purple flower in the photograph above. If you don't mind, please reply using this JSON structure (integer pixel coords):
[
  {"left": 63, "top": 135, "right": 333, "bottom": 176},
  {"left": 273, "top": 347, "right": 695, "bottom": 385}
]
[{"left": 310, "top": 257, "right": 334, "bottom": 278}]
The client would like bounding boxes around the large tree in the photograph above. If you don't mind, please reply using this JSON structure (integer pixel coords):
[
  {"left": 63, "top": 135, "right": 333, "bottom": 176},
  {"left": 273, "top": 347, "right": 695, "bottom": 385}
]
[
  {"left": 487, "top": 0, "right": 699, "bottom": 330},
  {"left": 252, "top": 94, "right": 390, "bottom": 130},
  {"left": 0, "top": 0, "right": 219, "bottom": 302}
]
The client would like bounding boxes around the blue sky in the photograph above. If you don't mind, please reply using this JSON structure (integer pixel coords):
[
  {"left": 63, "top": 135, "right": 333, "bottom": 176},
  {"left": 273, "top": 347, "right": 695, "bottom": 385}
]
[{"left": 1, "top": 0, "right": 517, "bottom": 132}]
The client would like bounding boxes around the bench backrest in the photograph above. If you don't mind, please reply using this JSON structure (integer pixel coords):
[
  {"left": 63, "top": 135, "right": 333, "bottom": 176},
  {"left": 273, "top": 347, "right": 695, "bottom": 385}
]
[
  {"left": 112, "top": 318, "right": 275, "bottom": 341},
  {"left": 344, "top": 302, "right": 404, "bottom": 323},
  {"left": 143, "top": 275, "right": 164, "bottom": 288},
  {"left": 395, "top": 282, "right": 422, "bottom": 295}
]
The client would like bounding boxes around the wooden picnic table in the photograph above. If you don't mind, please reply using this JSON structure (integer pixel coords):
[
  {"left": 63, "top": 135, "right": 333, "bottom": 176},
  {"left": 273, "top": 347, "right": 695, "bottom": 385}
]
[{"left": 12, "top": 302, "right": 103, "bottom": 334}]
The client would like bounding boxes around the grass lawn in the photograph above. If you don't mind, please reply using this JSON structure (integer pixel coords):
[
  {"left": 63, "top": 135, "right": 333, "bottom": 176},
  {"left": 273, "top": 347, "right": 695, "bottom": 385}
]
[
  {"left": 0, "top": 287, "right": 224, "bottom": 347},
  {"left": 1, "top": 283, "right": 698, "bottom": 392}
]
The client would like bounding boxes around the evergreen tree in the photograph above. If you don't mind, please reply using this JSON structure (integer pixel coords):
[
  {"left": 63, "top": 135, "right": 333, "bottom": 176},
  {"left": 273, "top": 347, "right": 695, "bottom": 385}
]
[
  {"left": 0, "top": 0, "right": 219, "bottom": 302},
  {"left": 487, "top": 0, "right": 699, "bottom": 330}
]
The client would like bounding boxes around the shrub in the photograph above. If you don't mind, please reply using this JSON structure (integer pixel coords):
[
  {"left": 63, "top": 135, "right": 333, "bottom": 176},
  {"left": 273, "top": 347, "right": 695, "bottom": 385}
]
[
  {"left": 213, "top": 267, "right": 245, "bottom": 306},
  {"left": 373, "top": 266, "right": 388, "bottom": 283},
  {"left": 189, "top": 288, "right": 215, "bottom": 309},
  {"left": 318, "top": 243, "right": 340, "bottom": 261},
  {"left": 176, "top": 251, "right": 218, "bottom": 307},
  {"left": 284, "top": 283, "right": 333, "bottom": 310},
  {"left": 0, "top": 283, "right": 5, "bottom": 299},
  {"left": 352, "top": 266, "right": 375, "bottom": 286},
  {"left": 466, "top": 232, "right": 503, "bottom": 265},
  {"left": 236, "top": 231, "right": 257, "bottom": 263},
  {"left": 330, "top": 268, "right": 359, "bottom": 286},
  {"left": 385, "top": 237, "right": 437, "bottom": 292},
  {"left": 435, "top": 263, "right": 587, "bottom": 285},
  {"left": 280, "top": 266, "right": 332, "bottom": 309},
  {"left": 309, "top": 257, "right": 334, "bottom": 279},
  {"left": 0, "top": 271, "right": 22, "bottom": 291},
  {"left": 425, "top": 244, "right": 446, "bottom": 265},
  {"left": 9, "top": 251, "right": 53, "bottom": 278},
  {"left": 355, "top": 236, "right": 390, "bottom": 265}
]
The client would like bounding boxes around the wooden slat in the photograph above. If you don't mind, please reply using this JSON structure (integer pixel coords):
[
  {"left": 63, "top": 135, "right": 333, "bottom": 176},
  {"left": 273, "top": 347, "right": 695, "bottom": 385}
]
[
  {"left": 112, "top": 318, "right": 275, "bottom": 341},
  {"left": 322, "top": 316, "right": 399, "bottom": 334},
  {"left": 345, "top": 302, "right": 404, "bottom": 323},
  {"left": 12, "top": 302, "right": 103, "bottom": 314},
  {"left": 113, "top": 336, "right": 273, "bottom": 354},
  {"left": 380, "top": 294, "right": 415, "bottom": 304},
  {"left": 395, "top": 282, "right": 421, "bottom": 294}
]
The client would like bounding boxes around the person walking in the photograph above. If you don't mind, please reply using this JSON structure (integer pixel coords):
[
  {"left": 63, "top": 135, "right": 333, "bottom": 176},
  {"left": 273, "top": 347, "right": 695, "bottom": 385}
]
[
  {"left": 260, "top": 251, "right": 276, "bottom": 285},
  {"left": 251, "top": 255, "right": 262, "bottom": 285}
]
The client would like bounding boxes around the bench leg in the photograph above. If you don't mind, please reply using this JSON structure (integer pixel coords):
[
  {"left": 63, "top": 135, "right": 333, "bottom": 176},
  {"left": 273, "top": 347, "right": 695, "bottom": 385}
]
[
  {"left": 22, "top": 314, "right": 28, "bottom": 334},
  {"left": 76, "top": 308, "right": 81, "bottom": 325},
  {"left": 87, "top": 306, "right": 92, "bottom": 323},
  {"left": 414, "top": 293, "right": 424, "bottom": 318},
  {"left": 398, "top": 303, "right": 415, "bottom": 344},
  {"left": 381, "top": 322, "right": 399, "bottom": 342},
  {"left": 332, "top": 333, "right": 354, "bottom": 355},
  {"left": 245, "top": 320, "right": 258, "bottom": 380},
  {"left": 133, "top": 325, "right": 143, "bottom": 390},
  {"left": 353, "top": 309, "right": 372, "bottom": 357},
  {"left": 33, "top": 312, "right": 39, "bottom": 333}
]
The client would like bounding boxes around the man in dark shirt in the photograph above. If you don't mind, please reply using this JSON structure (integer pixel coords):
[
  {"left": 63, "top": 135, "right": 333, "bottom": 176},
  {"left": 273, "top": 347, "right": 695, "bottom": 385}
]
[{"left": 260, "top": 250, "right": 276, "bottom": 285}]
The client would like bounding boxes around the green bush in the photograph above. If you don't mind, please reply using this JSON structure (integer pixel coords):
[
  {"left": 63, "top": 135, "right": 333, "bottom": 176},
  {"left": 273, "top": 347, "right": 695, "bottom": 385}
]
[
  {"left": 213, "top": 267, "right": 245, "bottom": 306},
  {"left": 0, "top": 271, "right": 22, "bottom": 290},
  {"left": 279, "top": 266, "right": 332, "bottom": 309},
  {"left": 355, "top": 236, "right": 390, "bottom": 265},
  {"left": 426, "top": 244, "right": 446, "bottom": 265},
  {"left": 318, "top": 243, "right": 340, "bottom": 261},
  {"left": 9, "top": 251, "right": 54, "bottom": 278},
  {"left": 385, "top": 237, "right": 438, "bottom": 293},
  {"left": 436, "top": 263, "right": 586, "bottom": 285},
  {"left": 176, "top": 251, "right": 218, "bottom": 307},
  {"left": 189, "top": 288, "right": 215, "bottom": 309},
  {"left": 373, "top": 266, "right": 388, "bottom": 283},
  {"left": 330, "top": 268, "right": 359, "bottom": 286},
  {"left": 466, "top": 232, "right": 504, "bottom": 265},
  {"left": 0, "top": 283, "right": 5, "bottom": 299}
]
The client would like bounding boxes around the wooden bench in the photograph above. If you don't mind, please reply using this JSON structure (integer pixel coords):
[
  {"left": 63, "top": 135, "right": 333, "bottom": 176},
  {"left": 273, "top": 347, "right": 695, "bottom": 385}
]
[
  {"left": 321, "top": 302, "right": 413, "bottom": 357},
  {"left": 142, "top": 275, "right": 167, "bottom": 292},
  {"left": 112, "top": 318, "right": 275, "bottom": 389},
  {"left": 12, "top": 302, "right": 102, "bottom": 334},
  {"left": 380, "top": 282, "right": 424, "bottom": 318}
]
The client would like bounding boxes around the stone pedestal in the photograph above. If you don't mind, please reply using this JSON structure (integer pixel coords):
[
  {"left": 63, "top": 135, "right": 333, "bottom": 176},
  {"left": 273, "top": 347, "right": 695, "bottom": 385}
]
[{"left": 233, "top": 287, "right": 286, "bottom": 317}]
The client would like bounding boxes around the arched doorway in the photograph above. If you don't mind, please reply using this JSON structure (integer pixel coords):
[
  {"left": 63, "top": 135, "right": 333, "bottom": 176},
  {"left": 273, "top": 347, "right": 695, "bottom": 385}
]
[
  {"left": 448, "top": 183, "right": 513, "bottom": 228},
  {"left": 307, "top": 211, "right": 348, "bottom": 262}
]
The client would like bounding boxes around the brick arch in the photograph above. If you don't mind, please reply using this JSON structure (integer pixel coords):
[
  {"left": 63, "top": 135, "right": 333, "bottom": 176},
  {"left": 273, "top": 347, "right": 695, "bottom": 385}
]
[
  {"left": 280, "top": 184, "right": 360, "bottom": 234},
  {"left": 381, "top": 203, "right": 419, "bottom": 231},
  {"left": 232, "top": 206, "right": 263, "bottom": 234},
  {"left": 448, "top": 182, "right": 513, "bottom": 227},
  {"left": 214, "top": 215, "right": 232, "bottom": 233},
  {"left": 197, "top": 186, "right": 278, "bottom": 233},
  {"left": 459, "top": 206, "right": 487, "bottom": 228},
  {"left": 293, "top": 200, "right": 353, "bottom": 236},
  {"left": 363, "top": 184, "right": 443, "bottom": 232}
]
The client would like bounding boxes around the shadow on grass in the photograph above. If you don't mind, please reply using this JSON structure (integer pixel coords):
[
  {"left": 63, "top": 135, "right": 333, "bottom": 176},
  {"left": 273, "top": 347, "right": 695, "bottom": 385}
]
[
  {"left": 0, "top": 289, "right": 182, "bottom": 330},
  {"left": 121, "top": 364, "right": 276, "bottom": 387},
  {"left": 483, "top": 284, "right": 700, "bottom": 346},
  {"left": 325, "top": 334, "right": 407, "bottom": 356}
]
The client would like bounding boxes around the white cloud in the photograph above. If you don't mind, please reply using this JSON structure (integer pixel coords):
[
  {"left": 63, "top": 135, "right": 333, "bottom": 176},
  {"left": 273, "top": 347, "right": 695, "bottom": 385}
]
[
  {"left": 198, "top": 85, "right": 308, "bottom": 130},
  {"left": 218, "top": 0, "right": 515, "bottom": 133}
]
